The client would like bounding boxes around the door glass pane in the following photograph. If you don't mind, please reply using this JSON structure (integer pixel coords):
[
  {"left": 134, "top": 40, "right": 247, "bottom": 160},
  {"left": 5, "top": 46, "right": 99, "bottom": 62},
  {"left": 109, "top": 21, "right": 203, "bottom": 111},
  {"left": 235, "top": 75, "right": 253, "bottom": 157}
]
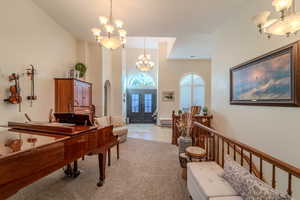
[
  {"left": 144, "top": 94, "right": 152, "bottom": 113},
  {"left": 131, "top": 94, "right": 139, "bottom": 113}
]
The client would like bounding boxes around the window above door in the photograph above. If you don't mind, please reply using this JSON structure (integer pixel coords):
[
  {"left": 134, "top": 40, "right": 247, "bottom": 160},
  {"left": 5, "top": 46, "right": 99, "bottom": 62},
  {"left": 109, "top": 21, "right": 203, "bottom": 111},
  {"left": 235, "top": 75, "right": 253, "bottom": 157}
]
[{"left": 128, "top": 73, "right": 156, "bottom": 89}]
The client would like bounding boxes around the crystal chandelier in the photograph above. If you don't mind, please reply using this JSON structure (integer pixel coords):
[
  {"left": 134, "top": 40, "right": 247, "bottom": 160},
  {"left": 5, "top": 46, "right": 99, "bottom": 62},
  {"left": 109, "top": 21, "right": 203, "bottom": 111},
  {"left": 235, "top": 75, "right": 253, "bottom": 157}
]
[
  {"left": 252, "top": 0, "right": 300, "bottom": 38},
  {"left": 91, "top": 0, "right": 127, "bottom": 50},
  {"left": 136, "top": 38, "right": 154, "bottom": 72}
]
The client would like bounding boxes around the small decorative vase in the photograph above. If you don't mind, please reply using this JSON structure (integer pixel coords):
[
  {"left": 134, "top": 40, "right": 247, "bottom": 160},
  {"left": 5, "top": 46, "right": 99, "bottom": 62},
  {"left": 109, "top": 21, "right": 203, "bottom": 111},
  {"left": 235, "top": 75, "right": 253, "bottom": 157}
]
[{"left": 178, "top": 136, "right": 192, "bottom": 154}]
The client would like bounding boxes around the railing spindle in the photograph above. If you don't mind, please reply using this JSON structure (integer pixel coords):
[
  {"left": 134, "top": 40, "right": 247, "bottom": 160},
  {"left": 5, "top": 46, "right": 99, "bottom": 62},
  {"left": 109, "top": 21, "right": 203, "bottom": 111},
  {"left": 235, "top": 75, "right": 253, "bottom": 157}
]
[
  {"left": 272, "top": 165, "right": 276, "bottom": 189},
  {"left": 287, "top": 173, "right": 292, "bottom": 196},
  {"left": 222, "top": 139, "right": 225, "bottom": 168},
  {"left": 233, "top": 144, "right": 236, "bottom": 161},
  {"left": 241, "top": 148, "right": 244, "bottom": 166},
  {"left": 205, "top": 135, "right": 209, "bottom": 160},
  {"left": 227, "top": 141, "right": 230, "bottom": 155},
  {"left": 213, "top": 135, "right": 215, "bottom": 161},
  {"left": 249, "top": 153, "right": 253, "bottom": 173},
  {"left": 260, "top": 157, "right": 263, "bottom": 180},
  {"left": 217, "top": 136, "right": 220, "bottom": 164}
]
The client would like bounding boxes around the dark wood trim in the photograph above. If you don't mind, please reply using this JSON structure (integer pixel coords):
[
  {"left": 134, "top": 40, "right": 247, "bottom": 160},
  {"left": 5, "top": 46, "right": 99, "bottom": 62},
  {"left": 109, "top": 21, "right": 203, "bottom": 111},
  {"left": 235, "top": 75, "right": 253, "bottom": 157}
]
[{"left": 230, "top": 41, "right": 300, "bottom": 107}]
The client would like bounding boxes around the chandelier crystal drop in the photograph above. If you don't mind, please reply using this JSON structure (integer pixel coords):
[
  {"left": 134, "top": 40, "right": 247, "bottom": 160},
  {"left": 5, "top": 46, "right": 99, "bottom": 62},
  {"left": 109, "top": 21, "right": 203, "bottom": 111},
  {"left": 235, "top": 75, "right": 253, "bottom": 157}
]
[
  {"left": 252, "top": 0, "right": 300, "bottom": 38},
  {"left": 136, "top": 38, "right": 154, "bottom": 72},
  {"left": 91, "top": 0, "right": 127, "bottom": 50}
]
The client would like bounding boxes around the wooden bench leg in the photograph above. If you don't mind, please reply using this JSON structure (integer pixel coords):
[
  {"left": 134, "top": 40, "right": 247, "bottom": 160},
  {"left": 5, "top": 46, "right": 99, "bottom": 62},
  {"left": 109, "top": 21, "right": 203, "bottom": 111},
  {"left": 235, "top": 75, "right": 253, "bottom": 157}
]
[
  {"left": 117, "top": 143, "right": 120, "bottom": 160},
  {"left": 108, "top": 148, "right": 111, "bottom": 166}
]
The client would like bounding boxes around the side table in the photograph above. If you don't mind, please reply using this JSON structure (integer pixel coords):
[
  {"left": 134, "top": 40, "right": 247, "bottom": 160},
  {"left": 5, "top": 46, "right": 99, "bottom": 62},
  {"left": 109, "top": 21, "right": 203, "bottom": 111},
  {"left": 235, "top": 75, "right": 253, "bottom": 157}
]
[{"left": 186, "top": 146, "right": 206, "bottom": 162}]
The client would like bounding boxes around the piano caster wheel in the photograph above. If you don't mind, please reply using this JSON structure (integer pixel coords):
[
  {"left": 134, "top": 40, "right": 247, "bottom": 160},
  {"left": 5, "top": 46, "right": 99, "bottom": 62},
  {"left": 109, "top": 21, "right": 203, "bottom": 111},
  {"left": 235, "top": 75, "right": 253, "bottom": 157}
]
[
  {"left": 73, "top": 170, "right": 80, "bottom": 178},
  {"left": 97, "top": 180, "right": 104, "bottom": 187}
]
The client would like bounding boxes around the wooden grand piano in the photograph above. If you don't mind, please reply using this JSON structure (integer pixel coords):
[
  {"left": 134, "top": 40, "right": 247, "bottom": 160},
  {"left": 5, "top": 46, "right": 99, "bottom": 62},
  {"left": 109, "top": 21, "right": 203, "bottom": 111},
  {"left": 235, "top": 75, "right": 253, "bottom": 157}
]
[{"left": 0, "top": 121, "right": 116, "bottom": 199}]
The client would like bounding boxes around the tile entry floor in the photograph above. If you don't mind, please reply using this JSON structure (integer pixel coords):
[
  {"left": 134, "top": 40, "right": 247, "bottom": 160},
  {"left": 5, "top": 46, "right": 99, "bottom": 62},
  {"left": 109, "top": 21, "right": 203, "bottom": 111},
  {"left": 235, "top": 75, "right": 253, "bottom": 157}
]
[{"left": 127, "top": 123, "right": 172, "bottom": 143}]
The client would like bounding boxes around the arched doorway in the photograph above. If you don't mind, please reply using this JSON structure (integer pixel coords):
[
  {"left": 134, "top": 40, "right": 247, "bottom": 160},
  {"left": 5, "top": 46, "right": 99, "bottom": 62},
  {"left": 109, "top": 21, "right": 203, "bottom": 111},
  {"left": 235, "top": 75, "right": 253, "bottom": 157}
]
[
  {"left": 126, "top": 73, "right": 157, "bottom": 123},
  {"left": 104, "top": 80, "right": 111, "bottom": 116}
]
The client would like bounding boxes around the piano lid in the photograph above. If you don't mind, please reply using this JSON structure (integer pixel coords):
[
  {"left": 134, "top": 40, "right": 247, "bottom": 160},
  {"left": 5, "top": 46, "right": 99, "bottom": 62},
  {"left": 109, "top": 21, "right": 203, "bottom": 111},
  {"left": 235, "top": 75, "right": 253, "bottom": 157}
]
[
  {"left": 0, "top": 128, "right": 68, "bottom": 158},
  {"left": 7, "top": 121, "right": 97, "bottom": 136}
]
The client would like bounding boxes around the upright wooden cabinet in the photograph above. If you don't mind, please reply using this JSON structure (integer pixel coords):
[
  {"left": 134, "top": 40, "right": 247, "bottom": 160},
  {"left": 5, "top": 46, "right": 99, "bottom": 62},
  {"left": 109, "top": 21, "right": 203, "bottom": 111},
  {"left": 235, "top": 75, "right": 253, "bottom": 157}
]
[{"left": 55, "top": 78, "right": 92, "bottom": 117}]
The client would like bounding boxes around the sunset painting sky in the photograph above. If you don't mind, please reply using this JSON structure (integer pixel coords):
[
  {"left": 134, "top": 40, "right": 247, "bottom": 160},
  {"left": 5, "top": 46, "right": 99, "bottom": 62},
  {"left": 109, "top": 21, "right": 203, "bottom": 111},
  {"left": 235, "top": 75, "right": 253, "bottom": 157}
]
[{"left": 232, "top": 52, "right": 292, "bottom": 100}]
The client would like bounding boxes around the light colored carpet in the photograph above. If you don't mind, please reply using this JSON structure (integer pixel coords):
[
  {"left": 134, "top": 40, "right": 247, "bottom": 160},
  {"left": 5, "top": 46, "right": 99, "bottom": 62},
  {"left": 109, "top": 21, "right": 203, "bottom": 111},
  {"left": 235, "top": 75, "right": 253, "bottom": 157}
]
[{"left": 9, "top": 138, "right": 189, "bottom": 200}]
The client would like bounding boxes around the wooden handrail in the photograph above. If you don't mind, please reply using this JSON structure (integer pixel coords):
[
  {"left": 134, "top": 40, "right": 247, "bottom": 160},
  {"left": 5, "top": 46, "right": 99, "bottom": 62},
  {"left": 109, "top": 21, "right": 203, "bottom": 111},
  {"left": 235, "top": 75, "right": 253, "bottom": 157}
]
[{"left": 193, "top": 122, "right": 300, "bottom": 179}]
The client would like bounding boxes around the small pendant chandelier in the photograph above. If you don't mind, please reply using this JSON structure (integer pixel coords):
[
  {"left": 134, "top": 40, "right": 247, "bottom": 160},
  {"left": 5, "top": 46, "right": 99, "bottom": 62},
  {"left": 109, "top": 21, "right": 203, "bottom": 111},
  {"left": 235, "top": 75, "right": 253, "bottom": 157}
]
[
  {"left": 136, "top": 38, "right": 154, "bottom": 72},
  {"left": 253, "top": 0, "right": 300, "bottom": 38},
  {"left": 91, "top": 0, "right": 127, "bottom": 50}
]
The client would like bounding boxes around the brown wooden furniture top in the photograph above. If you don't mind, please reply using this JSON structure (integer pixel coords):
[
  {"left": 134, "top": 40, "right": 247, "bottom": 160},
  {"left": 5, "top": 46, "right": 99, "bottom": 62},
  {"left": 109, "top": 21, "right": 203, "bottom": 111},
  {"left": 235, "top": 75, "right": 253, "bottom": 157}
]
[
  {"left": 54, "top": 78, "right": 92, "bottom": 85},
  {"left": 0, "top": 123, "right": 115, "bottom": 199},
  {"left": 0, "top": 128, "right": 68, "bottom": 159},
  {"left": 172, "top": 114, "right": 213, "bottom": 119},
  {"left": 7, "top": 121, "right": 97, "bottom": 135}
]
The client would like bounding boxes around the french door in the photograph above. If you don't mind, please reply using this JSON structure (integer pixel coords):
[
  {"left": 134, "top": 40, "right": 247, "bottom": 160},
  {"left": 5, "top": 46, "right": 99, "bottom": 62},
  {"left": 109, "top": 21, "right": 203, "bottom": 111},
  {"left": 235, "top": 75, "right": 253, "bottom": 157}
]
[{"left": 127, "top": 89, "right": 157, "bottom": 123}]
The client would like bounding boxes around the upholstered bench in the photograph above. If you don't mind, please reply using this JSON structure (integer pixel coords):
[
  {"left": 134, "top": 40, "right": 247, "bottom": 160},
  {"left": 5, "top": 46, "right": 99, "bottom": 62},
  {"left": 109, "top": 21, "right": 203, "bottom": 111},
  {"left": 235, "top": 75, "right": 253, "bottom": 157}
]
[
  {"left": 187, "top": 162, "right": 242, "bottom": 200},
  {"left": 187, "top": 157, "right": 292, "bottom": 200}
]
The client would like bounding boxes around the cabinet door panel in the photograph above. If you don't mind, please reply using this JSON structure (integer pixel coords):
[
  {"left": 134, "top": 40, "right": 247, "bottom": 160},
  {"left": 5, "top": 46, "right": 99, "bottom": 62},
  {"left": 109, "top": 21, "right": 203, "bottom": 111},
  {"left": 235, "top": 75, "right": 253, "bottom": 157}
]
[
  {"left": 74, "top": 81, "right": 83, "bottom": 106},
  {"left": 82, "top": 83, "right": 91, "bottom": 106}
]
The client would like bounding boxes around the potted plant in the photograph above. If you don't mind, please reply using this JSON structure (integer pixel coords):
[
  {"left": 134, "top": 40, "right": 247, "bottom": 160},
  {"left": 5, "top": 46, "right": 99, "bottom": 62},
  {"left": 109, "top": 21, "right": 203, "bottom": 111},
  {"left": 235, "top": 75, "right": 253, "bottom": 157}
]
[
  {"left": 75, "top": 63, "right": 87, "bottom": 79},
  {"left": 202, "top": 106, "right": 208, "bottom": 116}
]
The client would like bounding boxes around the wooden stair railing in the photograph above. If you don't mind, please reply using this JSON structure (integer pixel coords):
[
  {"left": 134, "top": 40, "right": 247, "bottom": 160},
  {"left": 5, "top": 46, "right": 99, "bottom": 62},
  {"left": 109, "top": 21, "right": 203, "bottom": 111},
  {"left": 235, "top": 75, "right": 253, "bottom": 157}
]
[
  {"left": 227, "top": 143, "right": 262, "bottom": 180},
  {"left": 193, "top": 122, "right": 300, "bottom": 197},
  {"left": 171, "top": 111, "right": 213, "bottom": 145},
  {"left": 190, "top": 126, "right": 262, "bottom": 179}
]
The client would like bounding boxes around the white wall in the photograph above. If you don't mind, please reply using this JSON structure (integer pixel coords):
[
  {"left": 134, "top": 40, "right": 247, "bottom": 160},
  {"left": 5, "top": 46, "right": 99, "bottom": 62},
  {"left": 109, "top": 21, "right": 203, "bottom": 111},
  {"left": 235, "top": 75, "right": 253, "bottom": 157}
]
[
  {"left": 86, "top": 43, "right": 102, "bottom": 116},
  {"left": 211, "top": 0, "right": 300, "bottom": 197},
  {"left": 100, "top": 47, "right": 124, "bottom": 117},
  {"left": 111, "top": 49, "right": 123, "bottom": 116},
  {"left": 158, "top": 42, "right": 211, "bottom": 118},
  {"left": 0, "top": 0, "right": 76, "bottom": 124}
]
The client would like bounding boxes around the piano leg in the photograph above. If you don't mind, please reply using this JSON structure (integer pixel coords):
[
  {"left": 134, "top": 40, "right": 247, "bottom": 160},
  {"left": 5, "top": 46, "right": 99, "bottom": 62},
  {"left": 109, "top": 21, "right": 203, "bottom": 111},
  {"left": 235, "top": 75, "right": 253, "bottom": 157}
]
[
  {"left": 97, "top": 152, "right": 106, "bottom": 187},
  {"left": 108, "top": 148, "right": 111, "bottom": 166},
  {"left": 64, "top": 164, "right": 73, "bottom": 177},
  {"left": 73, "top": 160, "right": 81, "bottom": 178}
]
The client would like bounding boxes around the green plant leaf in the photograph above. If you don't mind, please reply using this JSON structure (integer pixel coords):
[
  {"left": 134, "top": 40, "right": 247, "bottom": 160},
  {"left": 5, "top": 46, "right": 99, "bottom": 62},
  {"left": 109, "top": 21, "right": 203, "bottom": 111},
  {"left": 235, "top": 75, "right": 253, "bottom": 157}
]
[{"left": 75, "top": 63, "right": 87, "bottom": 78}]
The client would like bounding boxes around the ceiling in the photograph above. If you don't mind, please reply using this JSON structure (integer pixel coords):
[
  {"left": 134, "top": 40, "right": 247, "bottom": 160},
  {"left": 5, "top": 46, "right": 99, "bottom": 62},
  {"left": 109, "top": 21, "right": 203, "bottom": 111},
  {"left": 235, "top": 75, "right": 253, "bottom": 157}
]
[{"left": 33, "top": 0, "right": 244, "bottom": 59}]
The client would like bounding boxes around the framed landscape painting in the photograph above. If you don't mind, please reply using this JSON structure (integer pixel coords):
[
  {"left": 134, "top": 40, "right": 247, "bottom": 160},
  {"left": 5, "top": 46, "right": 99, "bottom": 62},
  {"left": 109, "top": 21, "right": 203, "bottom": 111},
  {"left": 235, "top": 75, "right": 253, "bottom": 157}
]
[{"left": 230, "top": 41, "right": 300, "bottom": 106}]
